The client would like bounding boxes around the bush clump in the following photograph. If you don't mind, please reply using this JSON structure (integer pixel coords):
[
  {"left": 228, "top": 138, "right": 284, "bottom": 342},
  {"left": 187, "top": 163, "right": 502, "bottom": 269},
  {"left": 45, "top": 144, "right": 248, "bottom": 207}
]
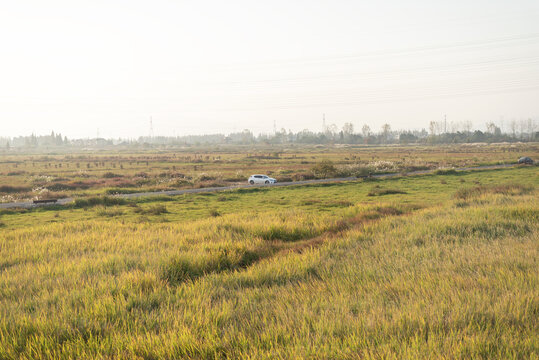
[
  {"left": 73, "top": 196, "right": 127, "bottom": 208},
  {"left": 46, "top": 183, "right": 76, "bottom": 191},
  {"left": 209, "top": 209, "right": 221, "bottom": 217},
  {"left": 311, "top": 160, "right": 337, "bottom": 178},
  {"left": 0, "top": 185, "right": 31, "bottom": 193},
  {"left": 367, "top": 188, "right": 407, "bottom": 196},
  {"left": 102, "top": 172, "right": 123, "bottom": 178},
  {"left": 133, "top": 204, "right": 168, "bottom": 215},
  {"left": 96, "top": 207, "right": 124, "bottom": 217},
  {"left": 435, "top": 168, "right": 458, "bottom": 175},
  {"left": 160, "top": 248, "right": 264, "bottom": 285},
  {"left": 257, "top": 226, "right": 316, "bottom": 242}
]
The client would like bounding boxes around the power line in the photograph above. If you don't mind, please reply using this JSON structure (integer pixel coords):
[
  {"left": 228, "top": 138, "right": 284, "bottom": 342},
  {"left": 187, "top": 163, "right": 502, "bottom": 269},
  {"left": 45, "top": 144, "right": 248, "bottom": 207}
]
[{"left": 217, "top": 33, "right": 539, "bottom": 70}]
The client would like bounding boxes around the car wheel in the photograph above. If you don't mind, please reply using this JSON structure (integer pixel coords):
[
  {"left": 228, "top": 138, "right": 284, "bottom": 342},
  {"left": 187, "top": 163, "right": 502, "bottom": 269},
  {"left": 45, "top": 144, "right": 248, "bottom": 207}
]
[
  {"left": 249, "top": 180, "right": 254, "bottom": 185},
  {"left": 265, "top": 180, "right": 269, "bottom": 184}
]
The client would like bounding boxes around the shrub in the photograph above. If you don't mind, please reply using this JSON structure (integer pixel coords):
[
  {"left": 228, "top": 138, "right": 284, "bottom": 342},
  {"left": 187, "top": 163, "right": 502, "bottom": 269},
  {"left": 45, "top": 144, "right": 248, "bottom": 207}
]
[
  {"left": 435, "top": 168, "right": 458, "bottom": 175},
  {"left": 134, "top": 204, "right": 168, "bottom": 215},
  {"left": 173, "top": 179, "right": 193, "bottom": 187},
  {"left": 160, "top": 248, "right": 265, "bottom": 285},
  {"left": 335, "top": 164, "right": 372, "bottom": 178},
  {"left": 198, "top": 174, "right": 217, "bottom": 181},
  {"left": 311, "top": 160, "right": 337, "bottom": 178},
  {"left": 0, "top": 185, "right": 31, "bottom": 193},
  {"left": 217, "top": 196, "right": 233, "bottom": 202},
  {"left": 292, "top": 173, "right": 316, "bottom": 181},
  {"left": 197, "top": 182, "right": 227, "bottom": 189},
  {"left": 160, "top": 253, "right": 232, "bottom": 285},
  {"left": 0, "top": 208, "right": 27, "bottom": 216},
  {"left": 96, "top": 207, "right": 124, "bottom": 217},
  {"left": 323, "top": 200, "right": 354, "bottom": 208},
  {"left": 105, "top": 180, "right": 136, "bottom": 188},
  {"left": 160, "top": 257, "right": 204, "bottom": 284},
  {"left": 73, "top": 196, "right": 127, "bottom": 208},
  {"left": 257, "top": 226, "right": 315, "bottom": 242},
  {"left": 105, "top": 188, "right": 138, "bottom": 195},
  {"left": 46, "top": 183, "right": 76, "bottom": 191},
  {"left": 276, "top": 176, "right": 293, "bottom": 183},
  {"left": 102, "top": 172, "right": 123, "bottom": 178},
  {"left": 367, "top": 188, "right": 407, "bottom": 196},
  {"left": 403, "top": 165, "right": 431, "bottom": 172}
]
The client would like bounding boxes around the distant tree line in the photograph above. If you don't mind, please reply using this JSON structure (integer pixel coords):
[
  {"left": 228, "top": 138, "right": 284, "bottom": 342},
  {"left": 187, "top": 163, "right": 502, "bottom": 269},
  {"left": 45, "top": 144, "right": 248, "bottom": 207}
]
[
  {"left": 1, "top": 131, "right": 68, "bottom": 149},
  {"left": 1, "top": 119, "right": 537, "bottom": 149}
]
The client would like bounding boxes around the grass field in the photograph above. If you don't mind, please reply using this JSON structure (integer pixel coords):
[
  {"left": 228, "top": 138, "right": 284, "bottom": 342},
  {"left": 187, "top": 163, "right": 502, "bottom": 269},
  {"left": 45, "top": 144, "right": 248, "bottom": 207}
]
[
  {"left": 0, "top": 165, "right": 537, "bottom": 359},
  {"left": 1, "top": 143, "right": 537, "bottom": 203}
]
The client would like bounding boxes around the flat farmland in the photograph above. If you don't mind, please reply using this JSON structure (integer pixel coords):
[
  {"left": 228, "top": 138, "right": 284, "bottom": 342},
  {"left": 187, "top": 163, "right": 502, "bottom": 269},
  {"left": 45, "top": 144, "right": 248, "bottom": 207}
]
[{"left": 0, "top": 143, "right": 536, "bottom": 203}]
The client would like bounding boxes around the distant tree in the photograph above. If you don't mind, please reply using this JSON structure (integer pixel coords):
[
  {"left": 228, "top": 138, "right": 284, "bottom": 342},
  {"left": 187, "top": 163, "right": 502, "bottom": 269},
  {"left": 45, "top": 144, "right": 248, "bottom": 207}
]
[
  {"left": 327, "top": 124, "right": 338, "bottom": 136},
  {"left": 399, "top": 132, "right": 417, "bottom": 144},
  {"left": 429, "top": 121, "right": 437, "bottom": 136},
  {"left": 527, "top": 118, "right": 536, "bottom": 141},
  {"left": 519, "top": 119, "right": 526, "bottom": 140},
  {"left": 381, "top": 123, "right": 391, "bottom": 143},
  {"left": 486, "top": 122, "right": 496, "bottom": 135},
  {"left": 510, "top": 119, "right": 517, "bottom": 138},
  {"left": 361, "top": 124, "right": 371, "bottom": 138},
  {"left": 342, "top": 122, "right": 354, "bottom": 136},
  {"left": 464, "top": 121, "right": 473, "bottom": 133}
]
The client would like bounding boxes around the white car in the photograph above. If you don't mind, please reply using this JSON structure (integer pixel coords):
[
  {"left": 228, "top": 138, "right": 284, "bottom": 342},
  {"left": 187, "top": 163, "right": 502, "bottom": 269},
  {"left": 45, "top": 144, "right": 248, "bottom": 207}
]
[{"left": 248, "top": 174, "right": 277, "bottom": 185}]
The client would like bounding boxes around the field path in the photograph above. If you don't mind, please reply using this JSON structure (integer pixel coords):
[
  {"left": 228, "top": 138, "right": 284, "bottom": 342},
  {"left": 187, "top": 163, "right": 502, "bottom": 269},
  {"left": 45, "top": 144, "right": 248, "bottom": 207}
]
[{"left": 0, "top": 164, "right": 517, "bottom": 209}]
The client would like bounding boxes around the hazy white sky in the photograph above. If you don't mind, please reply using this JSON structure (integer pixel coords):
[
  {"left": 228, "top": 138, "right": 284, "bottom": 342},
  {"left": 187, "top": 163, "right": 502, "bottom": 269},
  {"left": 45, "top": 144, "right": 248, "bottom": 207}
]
[{"left": 1, "top": 0, "right": 539, "bottom": 138}]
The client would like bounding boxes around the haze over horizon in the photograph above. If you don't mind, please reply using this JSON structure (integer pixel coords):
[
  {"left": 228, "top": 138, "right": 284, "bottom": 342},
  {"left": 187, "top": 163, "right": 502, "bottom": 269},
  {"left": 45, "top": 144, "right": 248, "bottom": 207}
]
[{"left": 1, "top": 0, "right": 539, "bottom": 139}]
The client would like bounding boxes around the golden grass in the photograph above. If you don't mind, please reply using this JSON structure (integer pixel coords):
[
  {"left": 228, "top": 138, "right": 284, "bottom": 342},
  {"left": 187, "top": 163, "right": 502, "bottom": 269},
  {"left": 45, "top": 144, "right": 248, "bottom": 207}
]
[{"left": 0, "top": 173, "right": 537, "bottom": 359}]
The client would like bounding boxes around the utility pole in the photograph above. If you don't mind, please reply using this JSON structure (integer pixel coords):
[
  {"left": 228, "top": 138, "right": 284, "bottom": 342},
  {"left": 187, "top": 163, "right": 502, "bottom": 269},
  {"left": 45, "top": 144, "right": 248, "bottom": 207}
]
[
  {"left": 273, "top": 120, "right": 277, "bottom": 134},
  {"left": 444, "top": 114, "right": 447, "bottom": 134},
  {"left": 322, "top": 113, "right": 326, "bottom": 132},
  {"left": 149, "top": 116, "right": 154, "bottom": 139}
]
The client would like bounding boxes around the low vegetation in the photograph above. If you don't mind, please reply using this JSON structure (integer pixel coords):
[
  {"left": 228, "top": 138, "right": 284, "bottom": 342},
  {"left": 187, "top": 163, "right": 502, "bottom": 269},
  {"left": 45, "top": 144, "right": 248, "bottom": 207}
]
[
  {"left": 0, "top": 166, "right": 537, "bottom": 358},
  {"left": 1, "top": 143, "right": 536, "bottom": 203},
  {"left": 454, "top": 183, "right": 533, "bottom": 200},
  {"left": 133, "top": 204, "right": 168, "bottom": 215},
  {"left": 367, "top": 187, "right": 407, "bottom": 196},
  {"left": 73, "top": 196, "right": 127, "bottom": 208}
]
